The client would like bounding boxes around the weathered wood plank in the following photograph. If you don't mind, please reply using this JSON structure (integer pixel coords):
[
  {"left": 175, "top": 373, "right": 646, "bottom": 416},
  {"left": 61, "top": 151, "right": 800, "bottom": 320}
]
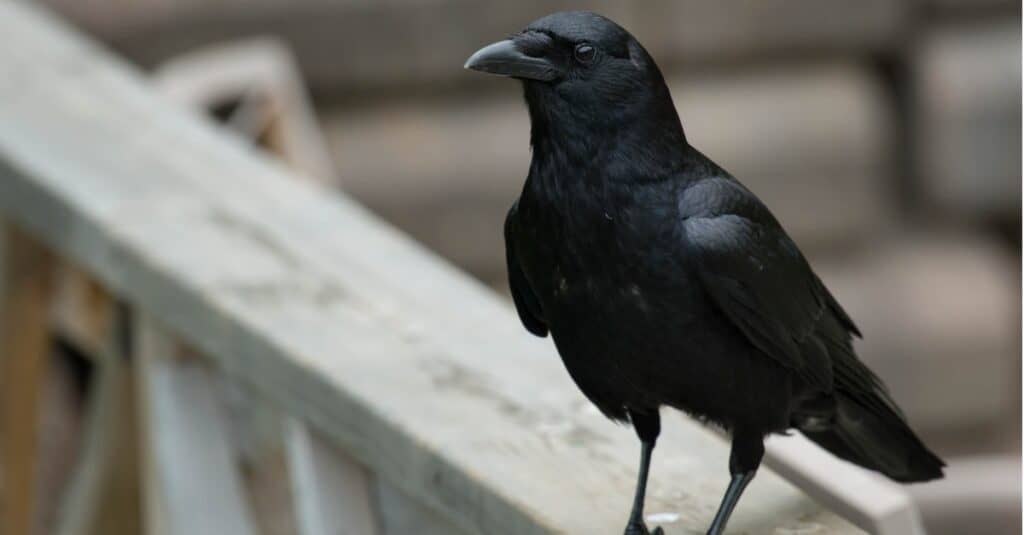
[
  {"left": 136, "top": 317, "right": 257, "bottom": 535},
  {"left": 0, "top": 224, "right": 55, "bottom": 535},
  {"left": 0, "top": 3, "right": 880, "bottom": 534},
  {"left": 286, "top": 418, "right": 381, "bottom": 535}
]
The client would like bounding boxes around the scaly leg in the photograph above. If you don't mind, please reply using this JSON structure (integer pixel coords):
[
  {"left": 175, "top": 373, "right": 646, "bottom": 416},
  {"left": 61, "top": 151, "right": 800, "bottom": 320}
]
[
  {"left": 706, "top": 430, "right": 764, "bottom": 535},
  {"left": 624, "top": 410, "right": 664, "bottom": 535}
]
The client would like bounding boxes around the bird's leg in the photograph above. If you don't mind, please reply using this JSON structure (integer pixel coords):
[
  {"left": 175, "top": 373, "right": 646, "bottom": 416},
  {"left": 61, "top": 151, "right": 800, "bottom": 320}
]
[
  {"left": 624, "top": 410, "right": 664, "bottom": 535},
  {"left": 625, "top": 440, "right": 663, "bottom": 535},
  {"left": 706, "top": 430, "right": 764, "bottom": 535},
  {"left": 705, "top": 472, "right": 755, "bottom": 535}
]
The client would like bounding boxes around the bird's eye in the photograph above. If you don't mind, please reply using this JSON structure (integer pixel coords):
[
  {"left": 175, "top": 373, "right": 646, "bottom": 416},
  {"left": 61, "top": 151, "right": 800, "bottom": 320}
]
[{"left": 574, "top": 43, "right": 596, "bottom": 63}]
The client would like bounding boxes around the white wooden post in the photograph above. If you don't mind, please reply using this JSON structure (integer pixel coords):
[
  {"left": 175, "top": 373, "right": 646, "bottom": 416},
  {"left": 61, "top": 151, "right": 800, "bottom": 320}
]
[
  {"left": 136, "top": 317, "right": 257, "bottom": 535},
  {"left": 286, "top": 418, "right": 382, "bottom": 535}
]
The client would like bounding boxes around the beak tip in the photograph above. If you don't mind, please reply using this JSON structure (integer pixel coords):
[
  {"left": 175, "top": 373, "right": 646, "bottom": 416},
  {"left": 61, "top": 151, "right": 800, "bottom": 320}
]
[{"left": 463, "top": 49, "right": 487, "bottom": 72}]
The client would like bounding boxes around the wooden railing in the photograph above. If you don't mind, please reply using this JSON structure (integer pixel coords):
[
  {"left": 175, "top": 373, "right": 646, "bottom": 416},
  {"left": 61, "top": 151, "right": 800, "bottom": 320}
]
[{"left": 0, "top": 2, "right": 923, "bottom": 534}]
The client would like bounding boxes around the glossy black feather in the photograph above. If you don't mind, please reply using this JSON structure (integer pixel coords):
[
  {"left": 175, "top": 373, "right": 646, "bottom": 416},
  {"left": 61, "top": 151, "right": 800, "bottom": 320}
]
[
  {"left": 680, "top": 176, "right": 836, "bottom": 391},
  {"left": 500, "top": 11, "right": 943, "bottom": 482},
  {"left": 505, "top": 201, "right": 548, "bottom": 337}
]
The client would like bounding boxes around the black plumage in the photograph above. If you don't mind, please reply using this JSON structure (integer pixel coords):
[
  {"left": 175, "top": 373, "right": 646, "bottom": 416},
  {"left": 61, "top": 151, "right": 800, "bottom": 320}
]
[{"left": 467, "top": 11, "right": 944, "bottom": 535}]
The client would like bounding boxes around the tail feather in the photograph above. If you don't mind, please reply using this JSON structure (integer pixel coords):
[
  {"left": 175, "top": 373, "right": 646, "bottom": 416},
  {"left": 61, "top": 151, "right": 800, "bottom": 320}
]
[
  {"left": 801, "top": 392, "right": 945, "bottom": 483},
  {"left": 801, "top": 328, "right": 945, "bottom": 482}
]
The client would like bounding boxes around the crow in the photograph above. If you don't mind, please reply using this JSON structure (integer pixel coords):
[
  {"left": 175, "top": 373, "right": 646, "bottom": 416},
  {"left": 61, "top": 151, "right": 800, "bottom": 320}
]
[{"left": 465, "top": 11, "right": 944, "bottom": 535}]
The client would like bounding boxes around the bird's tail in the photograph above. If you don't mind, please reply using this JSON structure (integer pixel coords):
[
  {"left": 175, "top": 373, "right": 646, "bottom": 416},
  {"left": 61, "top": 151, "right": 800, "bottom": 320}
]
[{"left": 800, "top": 391, "right": 945, "bottom": 483}]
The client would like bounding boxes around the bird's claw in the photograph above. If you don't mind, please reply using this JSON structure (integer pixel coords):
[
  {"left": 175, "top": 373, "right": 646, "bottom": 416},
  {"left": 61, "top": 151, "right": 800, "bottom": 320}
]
[{"left": 624, "top": 522, "right": 664, "bottom": 535}]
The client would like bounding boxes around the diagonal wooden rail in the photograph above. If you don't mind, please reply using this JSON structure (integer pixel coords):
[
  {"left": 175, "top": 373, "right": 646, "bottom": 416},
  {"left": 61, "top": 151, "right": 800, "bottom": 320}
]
[{"left": 0, "top": 2, "right": 921, "bottom": 534}]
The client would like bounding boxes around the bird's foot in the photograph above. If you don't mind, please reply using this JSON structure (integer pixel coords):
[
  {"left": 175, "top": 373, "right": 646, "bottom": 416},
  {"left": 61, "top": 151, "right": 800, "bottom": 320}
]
[{"left": 624, "top": 521, "right": 664, "bottom": 535}]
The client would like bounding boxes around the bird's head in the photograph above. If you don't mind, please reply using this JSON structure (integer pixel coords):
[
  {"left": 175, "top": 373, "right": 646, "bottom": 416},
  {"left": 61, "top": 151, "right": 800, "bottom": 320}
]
[{"left": 465, "top": 12, "right": 684, "bottom": 158}]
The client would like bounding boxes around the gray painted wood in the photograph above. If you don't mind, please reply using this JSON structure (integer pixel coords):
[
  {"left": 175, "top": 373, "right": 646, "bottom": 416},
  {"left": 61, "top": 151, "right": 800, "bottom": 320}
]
[
  {"left": 0, "top": 3, "right": 878, "bottom": 533},
  {"left": 136, "top": 317, "right": 258, "bottom": 535},
  {"left": 374, "top": 477, "right": 468, "bottom": 535}
]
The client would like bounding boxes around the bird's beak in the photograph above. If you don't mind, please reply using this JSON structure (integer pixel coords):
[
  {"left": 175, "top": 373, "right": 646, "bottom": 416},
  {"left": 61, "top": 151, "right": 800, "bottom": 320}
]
[{"left": 464, "top": 39, "right": 559, "bottom": 81}]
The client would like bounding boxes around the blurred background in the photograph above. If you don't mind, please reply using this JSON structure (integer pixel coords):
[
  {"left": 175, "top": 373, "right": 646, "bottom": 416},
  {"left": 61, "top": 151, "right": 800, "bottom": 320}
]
[{"left": 8, "top": 0, "right": 1022, "bottom": 533}]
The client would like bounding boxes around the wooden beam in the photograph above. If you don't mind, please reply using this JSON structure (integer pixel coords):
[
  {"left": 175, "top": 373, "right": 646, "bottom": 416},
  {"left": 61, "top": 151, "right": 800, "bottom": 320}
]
[{"left": 0, "top": 223, "right": 55, "bottom": 535}]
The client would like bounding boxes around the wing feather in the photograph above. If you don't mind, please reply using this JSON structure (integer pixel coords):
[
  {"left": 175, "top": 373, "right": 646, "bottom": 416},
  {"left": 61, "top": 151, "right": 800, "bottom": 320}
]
[
  {"left": 683, "top": 206, "right": 835, "bottom": 390},
  {"left": 505, "top": 202, "right": 548, "bottom": 337}
]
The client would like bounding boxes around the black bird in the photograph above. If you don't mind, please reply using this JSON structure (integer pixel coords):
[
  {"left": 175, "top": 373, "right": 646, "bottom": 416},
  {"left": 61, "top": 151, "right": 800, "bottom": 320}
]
[{"left": 466, "top": 11, "right": 944, "bottom": 535}]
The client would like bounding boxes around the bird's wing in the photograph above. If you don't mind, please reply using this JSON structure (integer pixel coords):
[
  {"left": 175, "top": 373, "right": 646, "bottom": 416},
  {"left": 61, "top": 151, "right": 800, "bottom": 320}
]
[
  {"left": 681, "top": 183, "right": 852, "bottom": 391},
  {"left": 505, "top": 202, "right": 548, "bottom": 337}
]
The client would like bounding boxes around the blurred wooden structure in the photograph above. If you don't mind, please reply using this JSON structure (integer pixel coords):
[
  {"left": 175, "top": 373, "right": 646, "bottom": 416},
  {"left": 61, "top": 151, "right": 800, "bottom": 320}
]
[
  {"left": 0, "top": 3, "right": 928, "bottom": 535},
  {"left": 153, "top": 37, "right": 336, "bottom": 186}
]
